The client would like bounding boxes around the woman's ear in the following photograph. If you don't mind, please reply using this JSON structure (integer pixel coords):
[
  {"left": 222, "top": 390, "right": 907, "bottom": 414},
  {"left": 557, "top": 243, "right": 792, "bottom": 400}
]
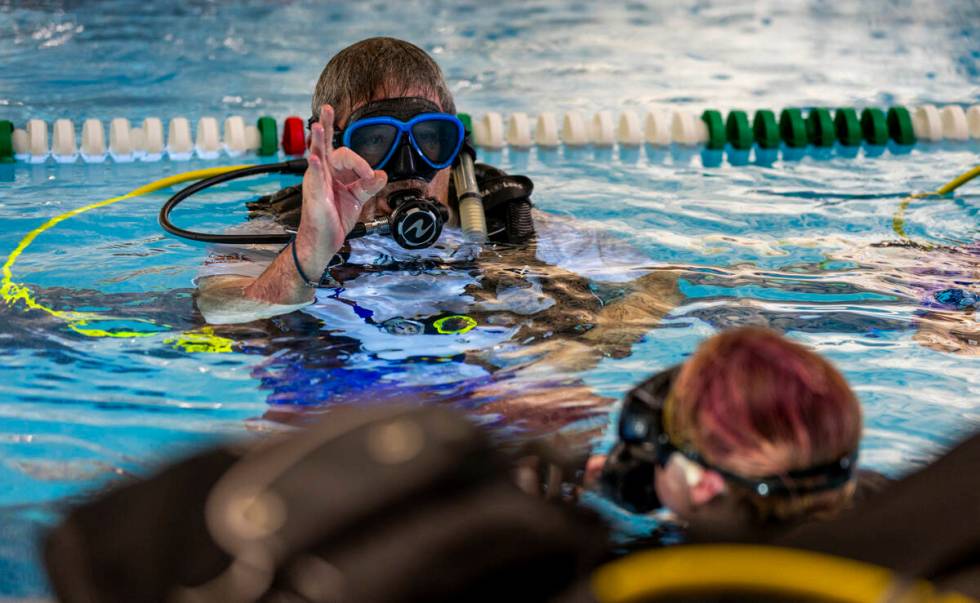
[{"left": 690, "top": 467, "right": 726, "bottom": 506}]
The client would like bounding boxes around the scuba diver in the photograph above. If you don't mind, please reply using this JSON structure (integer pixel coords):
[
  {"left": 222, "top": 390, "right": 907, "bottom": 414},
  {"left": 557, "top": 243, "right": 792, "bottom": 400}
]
[
  {"left": 190, "top": 37, "right": 682, "bottom": 439},
  {"left": 588, "top": 327, "right": 887, "bottom": 540}
]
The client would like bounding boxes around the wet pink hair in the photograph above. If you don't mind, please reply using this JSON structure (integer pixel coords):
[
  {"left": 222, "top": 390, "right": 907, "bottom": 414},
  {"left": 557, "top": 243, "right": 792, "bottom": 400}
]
[{"left": 668, "top": 327, "right": 861, "bottom": 475}]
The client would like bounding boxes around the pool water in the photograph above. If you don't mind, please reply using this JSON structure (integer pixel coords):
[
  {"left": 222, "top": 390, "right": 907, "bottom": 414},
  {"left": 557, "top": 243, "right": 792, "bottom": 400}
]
[{"left": 1, "top": 0, "right": 979, "bottom": 595}]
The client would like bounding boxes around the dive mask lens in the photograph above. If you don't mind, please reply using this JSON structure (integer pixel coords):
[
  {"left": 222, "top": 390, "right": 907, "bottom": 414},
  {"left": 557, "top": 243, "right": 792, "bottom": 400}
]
[
  {"left": 340, "top": 110, "right": 464, "bottom": 172},
  {"left": 347, "top": 123, "right": 400, "bottom": 169},
  {"left": 619, "top": 366, "right": 680, "bottom": 459},
  {"left": 410, "top": 117, "right": 464, "bottom": 168},
  {"left": 599, "top": 443, "right": 661, "bottom": 514},
  {"left": 619, "top": 392, "right": 658, "bottom": 444}
]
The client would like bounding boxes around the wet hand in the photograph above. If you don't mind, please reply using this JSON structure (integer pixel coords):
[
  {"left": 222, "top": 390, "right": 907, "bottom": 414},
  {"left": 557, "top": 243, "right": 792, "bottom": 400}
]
[{"left": 295, "top": 104, "right": 387, "bottom": 278}]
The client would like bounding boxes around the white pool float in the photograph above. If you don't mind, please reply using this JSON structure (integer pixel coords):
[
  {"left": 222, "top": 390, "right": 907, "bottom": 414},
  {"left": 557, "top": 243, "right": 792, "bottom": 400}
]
[
  {"left": 109, "top": 118, "right": 134, "bottom": 162},
  {"left": 223, "top": 116, "right": 247, "bottom": 156},
  {"left": 52, "top": 119, "right": 78, "bottom": 163},
  {"left": 244, "top": 125, "right": 261, "bottom": 152},
  {"left": 81, "top": 119, "right": 107, "bottom": 163},
  {"left": 911, "top": 105, "right": 943, "bottom": 142},
  {"left": 616, "top": 110, "right": 643, "bottom": 146},
  {"left": 967, "top": 105, "right": 980, "bottom": 139},
  {"left": 505, "top": 112, "right": 532, "bottom": 148},
  {"left": 166, "top": 117, "right": 192, "bottom": 160},
  {"left": 591, "top": 110, "right": 615, "bottom": 146},
  {"left": 195, "top": 117, "right": 221, "bottom": 158},
  {"left": 644, "top": 109, "right": 672, "bottom": 146},
  {"left": 141, "top": 118, "right": 164, "bottom": 160},
  {"left": 27, "top": 119, "right": 49, "bottom": 162},
  {"left": 561, "top": 110, "right": 589, "bottom": 146},
  {"left": 940, "top": 105, "right": 968, "bottom": 141},
  {"left": 12, "top": 128, "right": 29, "bottom": 160},
  {"left": 534, "top": 112, "right": 560, "bottom": 147}
]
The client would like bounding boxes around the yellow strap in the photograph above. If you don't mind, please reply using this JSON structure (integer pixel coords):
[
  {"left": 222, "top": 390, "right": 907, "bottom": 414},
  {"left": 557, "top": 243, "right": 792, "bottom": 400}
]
[
  {"left": 591, "top": 544, "right": 977, "bottom": 603},
  {"left": 1, "top": 165, "right": 249, "bottom": 348},
  {"left": 892, "top": 164, "right": 980, "bottom": 241}
]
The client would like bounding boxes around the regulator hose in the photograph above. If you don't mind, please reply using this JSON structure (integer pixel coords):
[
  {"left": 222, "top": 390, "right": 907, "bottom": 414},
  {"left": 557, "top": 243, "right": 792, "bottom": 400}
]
[{"left": 159, "top": 158, "right": 308, "bottom": 244}]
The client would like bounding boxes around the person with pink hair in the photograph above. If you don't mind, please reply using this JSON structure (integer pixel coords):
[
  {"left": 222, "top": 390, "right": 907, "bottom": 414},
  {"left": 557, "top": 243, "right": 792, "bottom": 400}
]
[{"left": 591, "top": 327, "right": 877, "bottom": 533}]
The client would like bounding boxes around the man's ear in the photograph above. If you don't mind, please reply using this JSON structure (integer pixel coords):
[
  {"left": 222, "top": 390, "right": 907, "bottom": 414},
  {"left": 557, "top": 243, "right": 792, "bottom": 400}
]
[{"left": 690, "top": 468, "right": 726, "bottom": 506}]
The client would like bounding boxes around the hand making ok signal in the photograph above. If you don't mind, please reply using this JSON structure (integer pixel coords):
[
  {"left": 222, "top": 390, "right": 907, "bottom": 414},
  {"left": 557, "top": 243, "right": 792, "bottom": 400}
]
[{"left": 293, "top": 104, "right": 387, "bottom": 283}]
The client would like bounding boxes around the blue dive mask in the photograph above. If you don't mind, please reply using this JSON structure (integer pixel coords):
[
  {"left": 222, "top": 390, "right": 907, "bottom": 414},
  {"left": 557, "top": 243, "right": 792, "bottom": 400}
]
[{"left": 329, "top": 97, "right": 465, "bottom": 183}]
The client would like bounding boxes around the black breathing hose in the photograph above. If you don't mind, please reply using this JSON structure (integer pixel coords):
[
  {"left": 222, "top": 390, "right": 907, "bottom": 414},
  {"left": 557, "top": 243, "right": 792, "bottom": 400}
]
[{"left": 158, "top": 158, "right": 308, "bottom": 245}]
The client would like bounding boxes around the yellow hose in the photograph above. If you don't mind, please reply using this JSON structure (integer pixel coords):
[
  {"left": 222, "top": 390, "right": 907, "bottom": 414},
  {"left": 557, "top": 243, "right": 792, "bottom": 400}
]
[
  {"left": 892, "top": 164, "right": 980, "bottom": 240},
  {"left": 1, "top": 165, "right": 249, "bottom": 349},
  {"left": 591, "top": 545, "right": 977, "bottom": 603}
]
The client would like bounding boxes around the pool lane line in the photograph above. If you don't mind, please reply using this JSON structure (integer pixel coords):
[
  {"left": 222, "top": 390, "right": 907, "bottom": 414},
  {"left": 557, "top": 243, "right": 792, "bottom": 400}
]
[
  {"left": 891, "top": 164, "right": 980, "bottom": 243},
  {"left": 1, "top": 165, "right": 250, "bottom": 350}
]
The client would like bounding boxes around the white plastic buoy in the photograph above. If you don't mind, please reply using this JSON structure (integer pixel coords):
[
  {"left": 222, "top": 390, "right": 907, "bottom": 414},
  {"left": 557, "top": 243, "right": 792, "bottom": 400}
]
[
  {"left": 643, "top": 109, "right": 672, "bottom": 146},
  {"left": 12, "top": 128, "right": 29, "bottom": 160},
  {"left": 80, "top": 119, "right": 107, "bottom": 162},
  {"left": 244, "top": 125, "right": 261, "bottom": 152},
  {"left": 129, "top": 128, "right": 146, "bottom": 161},
  {"left": 223, "top": 116, "right": 247, "bottom": 156},
  {"left": 479, "top": 112, "right": 505, "bottom": 149},
  {"left": 195, "top": 117, "right": 221, "bottom": 158},
  {"left": 505, "top": 112, "right": 533, "bottom": 148},
  {"left": 27, "top": 119, "right": 49, "bottom": 162},
  {"left": 693, "top": 116, "right": 709, "bottom": 143},
  {"left": 52, "top": 119, "right": 78, "bottom": 163},
  {"left": 474, "top": 112, "right": 504, "bottom": 149},
  {"left": 912, "top": 105, "right": 943, "bottom": 142},
  {"left": 108, "top": 118, "right": 133, "bottom": 161},
  {"left": 167, "top": 117, "right": 193, "bottom": 159},
  {"left": 472, "top": 119, "right": 488, "bottom": 149},
  {"left": 940, "top": 105, "right": 968, "bottom": 141},
  {"left": 671, "top": 111, "right": 701, "bottom": 145},
  {"left": 968, "top": 105, "right": 980, "bottom": 140},
  {"left": 561, "top": 110, "right": 589, "bottom": 146},
  {"left": 142, "top": 117, "right": 164, "bottom": 159},
  {"left": 617, "top": 110, "right": 643, "bottom": 146},
  {"left": 591, "top": 110, "right": 615, "bottom": 146},
  {"left": 534, "top": 112, "right": 560, "bottom": 147}
]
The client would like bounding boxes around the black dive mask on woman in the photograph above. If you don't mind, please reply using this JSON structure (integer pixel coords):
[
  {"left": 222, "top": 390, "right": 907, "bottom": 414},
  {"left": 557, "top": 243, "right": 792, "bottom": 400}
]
[{"left": 600, "top": 366, "right": 858, "bottom": 514}]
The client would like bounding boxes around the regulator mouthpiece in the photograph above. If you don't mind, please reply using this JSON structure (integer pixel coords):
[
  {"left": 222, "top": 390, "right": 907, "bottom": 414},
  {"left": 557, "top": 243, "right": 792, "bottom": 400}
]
[{"left": 385, "top": 188, "right": 447, "bottom": 250}]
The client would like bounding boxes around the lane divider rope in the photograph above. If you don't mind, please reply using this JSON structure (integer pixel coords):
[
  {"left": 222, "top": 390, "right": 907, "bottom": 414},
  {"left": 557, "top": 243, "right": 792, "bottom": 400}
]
[{"left": 3, "top": 104, "right": 978, "bottom": 165}]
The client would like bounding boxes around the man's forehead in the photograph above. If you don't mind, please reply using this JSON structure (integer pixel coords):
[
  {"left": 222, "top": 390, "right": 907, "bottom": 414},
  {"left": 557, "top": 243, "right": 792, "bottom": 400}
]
[{"left": 340, "top": 89, "right": 443, "bottom": 126}]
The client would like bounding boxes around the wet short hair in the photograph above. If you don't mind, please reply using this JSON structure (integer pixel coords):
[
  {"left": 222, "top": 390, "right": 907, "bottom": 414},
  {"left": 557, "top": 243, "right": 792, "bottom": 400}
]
[
  {"left": 667, "top": 327, "right": 862, "bottom": 523},
  {"left": 311, "top": 37, "right": 456, "bottom": 126}
]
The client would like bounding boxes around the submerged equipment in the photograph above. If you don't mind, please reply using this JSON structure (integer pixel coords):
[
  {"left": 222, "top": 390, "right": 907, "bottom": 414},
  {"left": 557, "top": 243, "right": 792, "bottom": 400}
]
[{"left": 600, "top": 365, "right": 857, "bottom": 514}]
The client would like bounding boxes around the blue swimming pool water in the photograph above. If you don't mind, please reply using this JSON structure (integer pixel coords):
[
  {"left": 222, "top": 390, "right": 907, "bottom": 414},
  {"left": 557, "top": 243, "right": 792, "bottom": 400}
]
[{"left": 1, "top": 0, "right": 979, "bottom": 594}]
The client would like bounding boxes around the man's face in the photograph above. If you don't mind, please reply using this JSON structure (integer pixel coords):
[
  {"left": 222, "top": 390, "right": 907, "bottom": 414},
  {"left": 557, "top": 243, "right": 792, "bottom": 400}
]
[{"left": 336, "top": 92, "right": 454, "bottom": 224}]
